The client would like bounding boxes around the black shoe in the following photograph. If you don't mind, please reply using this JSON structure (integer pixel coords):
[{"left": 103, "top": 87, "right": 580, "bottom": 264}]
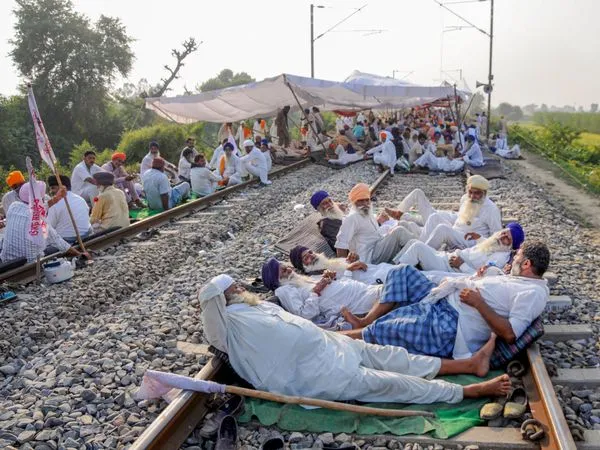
[
  {"left": 198, "top": 394, "right": 244, "bottom": 438},
  {"left": 215, "top": 415, "right": 238, "bottom": 450}
]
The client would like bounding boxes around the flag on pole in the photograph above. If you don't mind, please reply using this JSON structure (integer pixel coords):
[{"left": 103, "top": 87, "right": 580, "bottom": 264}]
[
  {"left": 25, "top": 156, "right": 48, "bottom": 248},
  {"left": 27, "top": 85, "right": 57, "bottom": 173}
]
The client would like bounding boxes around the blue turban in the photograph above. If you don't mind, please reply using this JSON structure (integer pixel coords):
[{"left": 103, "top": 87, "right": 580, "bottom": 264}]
[
  {"left": 261, "top": 258, "right": 280, "bottom": 291},
  {"left": 289, "top": 246, "right": 308, "bottom": 273},
  {"left": 507, "top": 222, "right": 525, "bottom": 250},
  {"left": 223, "top": 142, "right": 234, "bottom": 150},
  {"left": 261, "top": 138, "right": 269, "bottom": 146},
  {"left": 310, "top": 190, "right": 329, "bottom": 210}
]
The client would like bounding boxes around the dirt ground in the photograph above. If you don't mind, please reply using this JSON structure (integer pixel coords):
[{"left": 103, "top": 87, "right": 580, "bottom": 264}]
[{"left": 504, "top": 149, "right": 600, "bottom": 231}]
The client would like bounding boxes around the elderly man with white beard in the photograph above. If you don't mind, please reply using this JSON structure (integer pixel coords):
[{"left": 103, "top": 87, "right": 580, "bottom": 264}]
[
  {"left": 335, "top": 183, "right": 417, "bottom": 264},
  {"left": 394, "top": 223, "right": 524, "bottom": 275},
  {"left": 199, "top": 273, "right": 512, "bottom": 405},
  {"left": 289, "top": 245, "right": 394, "bottom": 286},
  {"left": 384, "top": 176, "right": 502, "bottom": 250},
  {"left": 310, "top": 190, "right": 347, "bottom": 252},
  {"left": 261, "top": 258, "right": 382, "bottom": 327}
]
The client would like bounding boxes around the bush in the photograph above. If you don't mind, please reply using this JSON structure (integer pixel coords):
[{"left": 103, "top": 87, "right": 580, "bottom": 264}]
[
  {"left": 117, "top": 122, "right": 208, "bottom": 165},
  {"left": 533, "top": 112, "right": 600, "bottom": 134}
]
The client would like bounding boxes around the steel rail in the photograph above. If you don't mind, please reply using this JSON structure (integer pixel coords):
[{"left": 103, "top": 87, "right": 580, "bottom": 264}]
[
  {"left": 0, "top": 159, "right": 310, "bottom": 284},
  {"left": 524, "top": 344, "right": 577, "bottom": 450},
  {"left": 131, "top": 168, "right": 578, "bottom": 450}
]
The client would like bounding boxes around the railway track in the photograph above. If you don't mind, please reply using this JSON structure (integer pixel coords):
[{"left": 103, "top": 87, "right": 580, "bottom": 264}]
[
  {"left": 0, "top": 159, "right": 310, "bottom": 284},
  {"left": 129, "top": 168, "right": 594, "bottom": 450}
]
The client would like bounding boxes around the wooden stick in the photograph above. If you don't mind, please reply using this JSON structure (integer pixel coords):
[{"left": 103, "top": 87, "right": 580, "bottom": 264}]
[
  {"left": 53, "top": 171, "right": 88, "bottom": 254},
  {"left": 224, "top": 385, "right": 435, "bottom": 418}
]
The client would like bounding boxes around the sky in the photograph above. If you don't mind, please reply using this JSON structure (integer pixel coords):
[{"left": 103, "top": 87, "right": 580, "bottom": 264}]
[{"left": 0, "top": 0, "right": 598, "bottom": 109}]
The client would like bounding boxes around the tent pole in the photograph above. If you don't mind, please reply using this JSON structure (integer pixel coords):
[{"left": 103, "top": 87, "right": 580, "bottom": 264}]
[{"left": 285, "top": 80, "right": 330, "bottom": 157}]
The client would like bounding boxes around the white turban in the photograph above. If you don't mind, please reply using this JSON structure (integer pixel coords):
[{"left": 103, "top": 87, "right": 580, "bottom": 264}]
[
  {"left": 211, "top": 274, "right": 234, "bottom": 293},
  {"left": 467, "top": 175, "right": 489, "bottom": 191},
  {"left": 243, "top": 139, "right": 255, "bottom": 148}
]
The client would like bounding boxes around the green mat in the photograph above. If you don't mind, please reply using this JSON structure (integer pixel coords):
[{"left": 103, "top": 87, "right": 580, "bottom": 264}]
[
  {"left": 128, "top": 188, "right": 228, "bottom": 220},
  {"left": 239, "top": 372, "right": 501, "bottom": 439}
]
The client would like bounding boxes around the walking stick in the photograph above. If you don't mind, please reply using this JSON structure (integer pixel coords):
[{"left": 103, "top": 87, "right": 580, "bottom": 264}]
[{"left": 138, "top": 370, "right": 436, "bottom": 418}]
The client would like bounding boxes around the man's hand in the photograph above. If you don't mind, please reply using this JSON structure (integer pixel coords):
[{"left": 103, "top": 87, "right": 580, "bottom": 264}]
[
  {"left": 56, "top": 186, "right": 67, "bottom": 200},
  {"left": 322, "top": 270, "right": 337, "bottom": 280},
  {"left": 459, "top": 288, "right": 484, "bottom": 308},
  {"left": 312, "top": 277, "right": 333, "bottom": 296},
  {"left": 81, "top": 251, "right": 92, "bottom": 260},
  {"left": 126, "top": 175, "right": 136, "bottom": 181},
  {"left": 476, "top": 265, "right": 489, "bottom": 278},
  {"left": 376, "top": 212, "right": 390, "bottom": 225},
  {"left": 347, "top": 261, "right": 368, "bottom": 272},
  {"left": 346, "top": 252, "right": 359, "bottom": 263},
  {"left": 448, "top": 255, "right": 464, "bottom": 269},
  {"left": 464, "top": 232, "right": 481, "bottom": 241},
  {"left": 503, "top": 263, "right": 512, "bottom": 274}
]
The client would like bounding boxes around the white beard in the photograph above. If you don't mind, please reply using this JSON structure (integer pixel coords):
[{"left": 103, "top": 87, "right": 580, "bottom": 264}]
[
  {"left": 473, "top": 231, "right": 511, "bottom": 254},
  {"left": 304, "top": 254, "right": 348, "bottom": 274},
  {"left": 353, "top": 204, "right": 373, "bottom": 217},
  {"left": 227, "top": 291, "right": 262, "bottom": 306},
  {"left": 280, "top": 272, "right": 317, "bottom": 290},
  {"left": 510, "top": 262, "right": 522, "bottom": 276},
  {"left": 319, "top": 204, "right": 345, "bottom": 220},
  {"left": 456, "top": 198, "right": 483, "bottom": 226}
]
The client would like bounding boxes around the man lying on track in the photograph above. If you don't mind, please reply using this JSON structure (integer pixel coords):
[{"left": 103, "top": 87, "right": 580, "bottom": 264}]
[
  {"left": 393, "top": 222, "right": 525, "bottom": 274},
  {"left": 340, "top": 241, "right": 550, "bottom": 360},
  {"left": 199, "top": 274, "right": 512, "bottom": 405},
  {"left": 260, "top": 258, "right": 382, "bottom": 326}
]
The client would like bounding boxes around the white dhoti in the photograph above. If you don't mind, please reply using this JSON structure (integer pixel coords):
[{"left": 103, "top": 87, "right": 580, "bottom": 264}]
[
  {"left": 329, "top": 152, "right": 363, "bottom": 166},
  {"left": 395, "top": 240, "right": 452, "bottom": 272},
  {"left": 415, "top": 152, "right": 465, "bottom": 172},
  {"left": 370, "top": 226, "right": 417, "bottom": 264},
  {"left": 425, "top": 223, "right": 479, "bottom": 250},
  {"left": 497, "top": 145, "right": 521, "bottom": 159},
  {"left": 226, "top": 173, "right": 242, "bottom": 186},
  {"left": 241, "top": 162, "right": 269, "bottom": 184},
  {"left": 78, "top": 184, "right": 99, "bottom": 206},
  {"left": 418, "top": 211, "right": 458, "bottom": 242},
  {"left": 397, "top": 189, "right": 437, "bottom": 226},
  {"left": 342, "top": 340, "right": 462, "bottom": 404}
]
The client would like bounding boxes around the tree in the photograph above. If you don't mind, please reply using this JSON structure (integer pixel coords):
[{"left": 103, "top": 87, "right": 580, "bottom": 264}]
[
  {"left": 522, "top": 104, "right": 538, "bottom": 116},
  {"left": 10, "top": 0, "right": 134, "bottom": 158},
  {"left": 197, "top": 69, "right": 255, "bottom": 92},
  {"left": 591, "top": 103, "right": 598, "bottom": 113},
  {"left": 150, "top": 38, "right": 201, "bottom": 98},
  {"left": 0, "top": 95, "right": 37, "bottom": 170}
]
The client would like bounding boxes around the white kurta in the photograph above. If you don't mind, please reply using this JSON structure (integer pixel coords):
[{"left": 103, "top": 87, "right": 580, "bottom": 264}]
[
  {"left": 221, "top": 155, "right": 243, "bottom": 186},
  {"left": 464, "top": 142, "right": 484, "bottom": 167},
  {"left": 240, "top": 147, "right": 269, "bottom": 183},
  {"left": 275, "top": 280, "right": 381, "bottom": 322},
  {"left": 71, "top": 161, "right": 103, "bottom": 204},
  {"left": 209, "top": 145, "right": 225, "bottom": 170},
  {"left": 199, "top": 289, "right": 463, "bottom": 404},
  {"left": 329, "top": 145, "right": 363, "bottom": 166},
  {"left": 366, "top": 139, "right": 397, "bottom": 174},
  {"left": 335, "top": 211, "right": 381, "bottom": 263},
  {"left": 178, "top": 157, "right": 192, "bottom": 180},
  {"left": 497, "top": 145, "right": 521, "bottom": 159},
  {"left": 327, "top": 261, "right": 394, "bottom": 285},
  {"left": 190, "top": 167, "right": 222, "bottom": 196},
  {"left": 414, "top": 152, "right": 465, "bottom": 172}
]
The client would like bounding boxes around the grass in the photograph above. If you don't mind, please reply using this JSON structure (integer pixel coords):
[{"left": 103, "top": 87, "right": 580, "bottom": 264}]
[{"left": 519, "top": 122, "right": 600, "bottom": 147}]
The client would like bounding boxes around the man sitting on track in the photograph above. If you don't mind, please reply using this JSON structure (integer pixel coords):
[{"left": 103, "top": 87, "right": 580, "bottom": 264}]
[
  {"left": 218, "top": 143, "right": 243, "bottom": 187},
  {"left": 289, "top": 245, "right": 394, "bottom": 285},
  {"left": 141, "top": 157, "right": 190, "bottom": 212},
  {"left": 340, "top": 241, "right": 549, "bottom": 360},
  {"left": 310, "top": 190, "right": 347, "bottom": 252},
  {"left": 384, "top": 176, "right": 502, "bottom": 250},
  {"left": 394, "top": 223, "right": 524, "bottom": 275},
  {"left": 240, "top": 139, "right": 271, "bottom": 186},
  {"left": 199, "top": 273, "right": 511, "bottom": 405},
  {"left": 365, "top": 131, "right": 398, "bottom": 174},
  {"left": 335, "top": 183, "right": 417, "bottom": 264}
]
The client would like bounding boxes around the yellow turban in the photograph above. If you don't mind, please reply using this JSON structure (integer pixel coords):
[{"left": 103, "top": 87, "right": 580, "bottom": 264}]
[
  {"left": 6, "top": 171, "right": 25, "bottom": 188},
  {"left": 348, "top": 183, "right": 371, "bottom": 203},
  {"left": 467, "top": 174, "right": 489, "bottom": 191}
]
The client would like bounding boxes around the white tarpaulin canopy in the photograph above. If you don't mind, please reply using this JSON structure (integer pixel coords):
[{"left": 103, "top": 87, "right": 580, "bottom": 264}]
[{"left": 145, "top": 72, "right": 470, "bottom": 124}]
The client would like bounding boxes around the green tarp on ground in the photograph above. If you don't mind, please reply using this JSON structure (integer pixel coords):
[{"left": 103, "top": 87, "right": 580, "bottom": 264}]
[{"left": 239, "top": 372, "right": 501, "bottom": 439}]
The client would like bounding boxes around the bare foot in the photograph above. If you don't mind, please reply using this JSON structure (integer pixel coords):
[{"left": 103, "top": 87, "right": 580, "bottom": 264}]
[
  {"left": 384, "top": 207, "right": 403, "bottom": 220},
  {"left": 341, "top": 306, "right": 364, "bottom": 329},
  {"left": 463, "top": 374, "right": 512, "bottom": 398},
  {"left": 470, "top": 333, "right": 497, "bottom": 377}
]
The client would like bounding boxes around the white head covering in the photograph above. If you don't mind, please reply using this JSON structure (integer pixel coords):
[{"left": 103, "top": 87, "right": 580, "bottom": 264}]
[
  {"left": 19, "top": 180, "right": 46, "bottom": 203},
  {"left": 243, "top": 139, "right": 255, "bottom": 148},
  {"left": 212, "top": 274, "right": 234, "bottom": 293}
]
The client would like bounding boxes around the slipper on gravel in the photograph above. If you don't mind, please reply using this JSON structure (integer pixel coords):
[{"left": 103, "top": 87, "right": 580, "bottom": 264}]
[
  {"left": 215, "top": 415, "right": 238, "bottom": 450},
  {"left": 259, "top": 431, "right": 284, "bottom": 450},
  {"left": 480, "top": 395, "right": 507, "bottom": 421},
  {"left": 504, "top": 387, "right": 528, "bottom": 419},
  {"left": 0, "top": 289, "right": 17, "bottom": 305}
]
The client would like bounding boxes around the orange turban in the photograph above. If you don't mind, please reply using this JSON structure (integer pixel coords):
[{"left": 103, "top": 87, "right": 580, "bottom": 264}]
[
  {"left": 260, "top": 119, "right": 266, "bottom": 128},
  {"left": 6, "top": 171, "right": 25, "bottom": 188},
  {"left": 112, "top": 152, "right": 126, "bottom": 161},
  {"left": 348, "top": 183, "right": 371, "bottom": 203}
]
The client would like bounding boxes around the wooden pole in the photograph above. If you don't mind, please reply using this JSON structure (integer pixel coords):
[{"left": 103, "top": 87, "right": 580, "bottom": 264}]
[
  {"left": 285, "top": 77, "right": 331, "bottom": 158},
  {"left": 53, "top": 171, "right": 88, "bottom": 254},
  {"left": 36, "top": 255, "right": 41, "bottom": 282},
  {"left": 225, "top": 385, "right": 435, "bottom": 418}
]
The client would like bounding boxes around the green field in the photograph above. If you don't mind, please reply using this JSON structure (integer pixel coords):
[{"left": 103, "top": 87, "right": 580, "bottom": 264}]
[{"left": 520, "top": 123, "right": 600, "bottom": 146}]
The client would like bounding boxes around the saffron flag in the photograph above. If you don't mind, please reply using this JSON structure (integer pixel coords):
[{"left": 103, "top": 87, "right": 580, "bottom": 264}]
[
  {"left": 27, "top": 85, "right": 57, "bottom": 173},
  {"left": 25, "top": 157, "right": 48, "bottom": 247}
]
